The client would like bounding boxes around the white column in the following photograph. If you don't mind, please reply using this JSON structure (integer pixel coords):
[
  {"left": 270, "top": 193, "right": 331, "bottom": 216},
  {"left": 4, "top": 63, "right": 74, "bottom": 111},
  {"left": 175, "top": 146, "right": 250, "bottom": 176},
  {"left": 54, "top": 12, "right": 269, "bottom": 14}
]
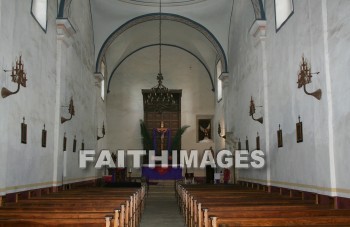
[
  {"left": 249, "top": 20, "right": 270, "bottom": 185},
  {"left": 322, "top": 0, "right": 337, "bottom": 196},
  {"left": 52, "top": 19, "right": 76, "bottom": 187}
]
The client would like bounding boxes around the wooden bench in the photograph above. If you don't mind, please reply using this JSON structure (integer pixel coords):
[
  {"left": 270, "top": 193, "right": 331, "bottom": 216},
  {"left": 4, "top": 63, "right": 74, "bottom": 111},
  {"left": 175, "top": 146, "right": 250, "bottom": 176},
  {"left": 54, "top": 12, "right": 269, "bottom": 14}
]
[
  {"left": 0, "top": 185, "right": 146, "bottom": 227},
  {"left": 176, "top": 183, "right": 350, "bottom": 227}
]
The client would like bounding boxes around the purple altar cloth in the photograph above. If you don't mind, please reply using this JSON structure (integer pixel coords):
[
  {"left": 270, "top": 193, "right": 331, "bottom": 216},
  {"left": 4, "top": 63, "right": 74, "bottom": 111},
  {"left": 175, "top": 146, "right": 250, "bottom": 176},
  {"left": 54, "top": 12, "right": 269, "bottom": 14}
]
[{"left": 142, "top": 166, "right": 183, "bottom": 180}]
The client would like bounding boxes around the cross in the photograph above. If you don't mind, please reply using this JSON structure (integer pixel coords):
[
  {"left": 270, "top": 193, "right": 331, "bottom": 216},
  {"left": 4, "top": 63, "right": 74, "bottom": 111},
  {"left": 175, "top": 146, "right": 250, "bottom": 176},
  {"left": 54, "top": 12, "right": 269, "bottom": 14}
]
[{"left": 156, "top": 121, "right": 168, "bottom": 151}]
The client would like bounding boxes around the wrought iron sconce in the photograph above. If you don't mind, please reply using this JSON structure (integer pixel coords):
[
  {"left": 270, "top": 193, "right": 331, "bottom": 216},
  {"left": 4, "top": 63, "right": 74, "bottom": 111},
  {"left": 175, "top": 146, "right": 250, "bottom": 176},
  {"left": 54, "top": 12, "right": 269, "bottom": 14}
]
[
  {"left": 2, "top": 56, "right": 27, "bottom": 98},
  {"left": 277, "top": 124, "right": 283, "bottom": 148},
  {"left": 217, "top": 123, "right": 226, "bottom": 139},
  {"left": 249, "top": 96, "right": 263, "bottom": 124},
  {"left": 296, "top": 116, "right": 303, "bottom": 143},
  {"left": 297, "top": 55, "right": 322, "bottom": 100},
  {"left": 61, "top": 97, "right": 75, "bottom": 124},
  {"left": 21, "top": 117, "right": 27, "bottom": 144},
  {"left": 97, "top": 122, "right": 106, "bottom": 140},
  {"left": 256, "top": 132, "right": 260, "bottom": 150},
  {"left": 42, "top": 124, "right": 47, "bottom": 148}
]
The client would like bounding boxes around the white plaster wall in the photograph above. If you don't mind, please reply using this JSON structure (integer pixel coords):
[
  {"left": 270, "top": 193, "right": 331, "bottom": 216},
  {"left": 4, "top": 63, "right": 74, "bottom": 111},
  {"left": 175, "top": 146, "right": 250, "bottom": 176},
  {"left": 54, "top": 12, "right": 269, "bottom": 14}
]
[
  {"left": 224, "top": 0, "right": 267, "bottom": 183},
  {"left": 106, "top": 46, "right": 215, "bottom": 177},
  {"left": 0, "top": 0, "right": 104, "bottom": 195},
  {"left": 327, "top": 0, "right": 350, "bottom": 198},
  {"left": 224, "top": 0, "right": 350, "bottom": 197}
]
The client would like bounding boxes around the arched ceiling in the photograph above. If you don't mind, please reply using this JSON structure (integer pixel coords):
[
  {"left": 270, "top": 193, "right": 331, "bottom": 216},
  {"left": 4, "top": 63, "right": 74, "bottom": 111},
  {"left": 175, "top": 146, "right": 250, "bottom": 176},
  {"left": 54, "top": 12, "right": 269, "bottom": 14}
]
[
  {"left": 91, "top": 0, "right": 233, "bottom": 76},
  {"left": 88, "top": 0, "right": 266, "bottom": 89}
]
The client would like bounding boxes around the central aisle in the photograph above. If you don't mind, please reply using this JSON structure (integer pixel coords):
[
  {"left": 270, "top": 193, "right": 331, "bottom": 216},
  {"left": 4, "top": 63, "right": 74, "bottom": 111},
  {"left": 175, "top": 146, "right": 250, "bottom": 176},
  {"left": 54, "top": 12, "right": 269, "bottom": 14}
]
[{"left": 140, "top": 181, "right": 185, "bottom": 227}]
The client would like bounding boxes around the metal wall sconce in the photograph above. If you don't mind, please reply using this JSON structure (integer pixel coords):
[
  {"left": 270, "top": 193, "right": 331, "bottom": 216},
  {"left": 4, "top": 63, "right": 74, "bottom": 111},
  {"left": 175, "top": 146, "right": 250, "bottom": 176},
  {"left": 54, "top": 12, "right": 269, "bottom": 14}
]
[
  {"left": 73, "top": 136, "right": 77, "bottom": 153},
  {"left": 97, "top": 122, "right": 106, "bottom": 140},
  {"left": 297, "top": 55, "right": 322, "bottom": 100},
  {"left": 21, "top": 117, "right": 27, "bottom": 144},
  {"left": 296, "top": 116, "right": 303, "bottom": 143},
  {"left": 249, "top": 96, "right": 263, "bottom": 124},
  {"left": 217, "top": 123, "right": 226, "bottom": 139},
  {"left": 63, "top": 133, "right": 67, "bottom": 151},
  {"left": 245, "top": 136, "right": 249, "bottom": 151},
  {"left": 2, "top": 56, "right": 27, "bottom": 98},
  {"left": 42, "top": 124, "right": 47, "bottom": 148},
  {"left": 256, "top": 132, "right": 260, "bottom": 150},
  {"left": 277, "top": 124, "right": 283, "bottom": 148},
  {"left": 61, "top": 97, "right": 75, "bottom": 124}
]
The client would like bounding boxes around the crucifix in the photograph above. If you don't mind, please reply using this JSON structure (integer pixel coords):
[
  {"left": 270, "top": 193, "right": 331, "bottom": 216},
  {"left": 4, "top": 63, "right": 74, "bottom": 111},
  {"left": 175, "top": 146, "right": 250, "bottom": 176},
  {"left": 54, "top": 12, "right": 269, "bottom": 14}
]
[{"left": 156, "top": 121, "right": 168, "bottom": 151}]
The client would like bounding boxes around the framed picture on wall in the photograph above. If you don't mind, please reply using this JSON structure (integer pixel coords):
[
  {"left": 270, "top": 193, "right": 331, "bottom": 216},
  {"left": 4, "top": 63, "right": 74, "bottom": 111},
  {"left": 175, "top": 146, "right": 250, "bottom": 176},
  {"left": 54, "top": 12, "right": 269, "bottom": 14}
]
[
  {"left": 296, "top": 116, "right": 303, "bottom": 143},
  {"left": 197, "top": 118, "right": 212, "bottom": 143},
  {"left": 277, "top": 125, "right": 283, "bottom": 148},
  {"left": 42, "top": 125, "right": 47, "bottom": 148},
  {"left": 21, "top": 118, "right": 27, "bottom": 144}
]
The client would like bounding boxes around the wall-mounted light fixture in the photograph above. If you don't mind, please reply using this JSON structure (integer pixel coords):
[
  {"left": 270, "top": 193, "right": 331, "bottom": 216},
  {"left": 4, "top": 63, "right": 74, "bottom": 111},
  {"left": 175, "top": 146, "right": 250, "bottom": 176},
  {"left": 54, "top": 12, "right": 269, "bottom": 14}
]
[
  {"left": 61, "top": 97, "right": 75, "bottom": 124},
  {"left": 97, "top": 122, "right": 106, "bottom": 140},
  {"left": 297, "top": 55, "right": 322, "bottom": 100},
  {"left": 217, "top": 123, "right": 226, "bottom": 139},
  {"left": 249, "top": 96, "right": 263, "bottom": 124},
  {"left": 2, "top": 55, "right": 27, "bottom": 98}
]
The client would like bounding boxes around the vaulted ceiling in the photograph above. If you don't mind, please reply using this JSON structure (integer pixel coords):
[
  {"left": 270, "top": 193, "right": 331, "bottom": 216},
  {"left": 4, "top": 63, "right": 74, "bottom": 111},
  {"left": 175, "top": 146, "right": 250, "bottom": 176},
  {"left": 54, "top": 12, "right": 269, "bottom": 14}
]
[{"left": 90, "top": 0, "right": 234, "bottom": 81}]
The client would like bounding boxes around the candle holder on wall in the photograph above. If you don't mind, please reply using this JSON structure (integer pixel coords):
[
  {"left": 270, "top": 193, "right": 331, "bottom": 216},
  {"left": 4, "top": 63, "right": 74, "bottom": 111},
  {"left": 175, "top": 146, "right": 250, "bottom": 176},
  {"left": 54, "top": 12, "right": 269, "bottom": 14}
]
[
  {"left": 97, "top": 122, "right": 106, "bottom": 140},
  {"left": 61, "top": 97, "right": 75, "bottom": 124},
  {"left": 296, "top": 116, "right": 303, "bottom": 143},
  {"left": 297, "top": 55, "right": 322, "bottom": 100},
  {"left": 21, "top": 117, "right": 27, "bottom": 144},
  {"left": 277, "top": 124, "right": 283, "bottom": 148},
  {"left": 256, "top": 132, "right": 260, "bottom": 150},
  {"left": 249, "top": 96, "right": 263, "bottom": 124},
  {"left": 2, "top": 55, "right": 28, "bottom": 98},
  {"left": 42, "top": 124, "right": 47, "bottom": 148},
  {"left": 217, "top": 123, "right": 226, "bottom": 139}
]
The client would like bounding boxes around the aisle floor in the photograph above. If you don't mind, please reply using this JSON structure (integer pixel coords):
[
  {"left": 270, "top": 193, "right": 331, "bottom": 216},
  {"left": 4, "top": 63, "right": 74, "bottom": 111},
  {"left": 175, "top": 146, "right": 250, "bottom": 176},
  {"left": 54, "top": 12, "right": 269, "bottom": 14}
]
[{"left": 140, "top": 183, "right": 185, "bottom": 227}]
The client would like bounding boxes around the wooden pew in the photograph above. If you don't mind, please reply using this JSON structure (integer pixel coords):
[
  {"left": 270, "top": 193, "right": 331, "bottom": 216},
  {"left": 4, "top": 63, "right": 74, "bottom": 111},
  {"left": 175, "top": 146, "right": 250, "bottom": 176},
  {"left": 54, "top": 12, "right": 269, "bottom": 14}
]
[
  {"left": 177, "top": 184, "right": 350, "bottom": 227},
  {"left": 0, "top": 185, "right": 146, "bottom": 227}
]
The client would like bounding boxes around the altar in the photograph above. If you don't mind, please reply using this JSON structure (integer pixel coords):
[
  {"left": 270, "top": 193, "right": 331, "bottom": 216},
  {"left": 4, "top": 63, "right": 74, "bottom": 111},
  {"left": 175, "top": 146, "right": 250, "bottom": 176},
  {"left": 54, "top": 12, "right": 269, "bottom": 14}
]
[{"left": 142, "top": 165, "right": 182, "bottom": 180}]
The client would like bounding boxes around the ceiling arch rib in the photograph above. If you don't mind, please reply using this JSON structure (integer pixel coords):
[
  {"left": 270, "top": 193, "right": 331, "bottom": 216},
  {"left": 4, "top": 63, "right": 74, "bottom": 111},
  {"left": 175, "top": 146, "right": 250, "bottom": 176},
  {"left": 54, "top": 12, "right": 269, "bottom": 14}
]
[
  {"left": 107, "top": 43, "right": 215, "bottom": 93},
  {"left": 95, "top": 13, "right": 228, "bottom": 76}
]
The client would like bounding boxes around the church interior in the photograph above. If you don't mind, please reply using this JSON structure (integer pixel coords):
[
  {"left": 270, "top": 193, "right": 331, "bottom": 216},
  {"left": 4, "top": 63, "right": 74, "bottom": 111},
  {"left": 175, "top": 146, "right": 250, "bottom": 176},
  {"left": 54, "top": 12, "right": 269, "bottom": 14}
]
[{"left": 1, "top": 0, "right": 350, "bottom": 226}]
